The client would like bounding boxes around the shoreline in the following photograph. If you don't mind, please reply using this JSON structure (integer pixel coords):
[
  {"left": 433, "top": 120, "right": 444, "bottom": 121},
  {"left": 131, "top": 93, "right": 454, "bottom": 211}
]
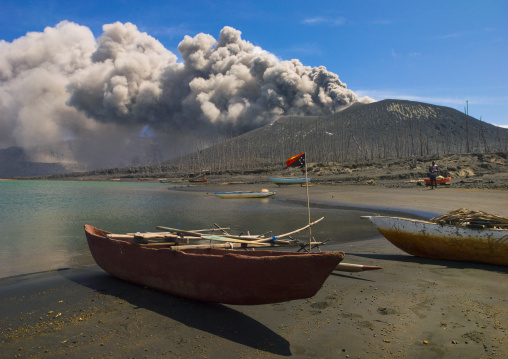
[
  {"left": 186, "top": 182, "right": 508, "bottom": 218},
  {"left": 1, "top": 185, "right": 507, "bottom": 358}
]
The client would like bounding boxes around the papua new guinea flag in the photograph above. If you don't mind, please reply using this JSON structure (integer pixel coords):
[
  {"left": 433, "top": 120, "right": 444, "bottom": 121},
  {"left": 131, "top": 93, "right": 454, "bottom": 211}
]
[{"left": 286, "top": 153, "right": 306, "bottom": 167}]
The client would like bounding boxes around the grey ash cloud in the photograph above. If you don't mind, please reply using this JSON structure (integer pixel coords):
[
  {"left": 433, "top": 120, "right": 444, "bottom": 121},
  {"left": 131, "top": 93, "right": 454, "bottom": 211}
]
[{"left": 0, "top": 21, "right": 372, "bottom": 154}]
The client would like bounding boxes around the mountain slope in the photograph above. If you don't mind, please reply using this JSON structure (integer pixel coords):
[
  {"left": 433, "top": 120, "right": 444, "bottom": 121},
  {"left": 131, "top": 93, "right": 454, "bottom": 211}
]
[
  {"left": 165, "top": 99, "right": 508, "bottom": 173},
  {"left": 3, "top": 99, "right": 507, "bottom": 178}
]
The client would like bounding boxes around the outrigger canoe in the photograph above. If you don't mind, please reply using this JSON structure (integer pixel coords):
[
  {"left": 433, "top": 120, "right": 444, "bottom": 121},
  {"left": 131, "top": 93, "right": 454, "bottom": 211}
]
[
  {"left": 363, "top": 215, "right": 508, "bottom": 266},
  {"left": 269, "top": 178, "right": 311, "bottom": 185},
  {"left": 214, "top": 189, "right": 276, "bottom": 199},
  {"left": 84, "top": 225, "right": 344, "bottom": 305}
]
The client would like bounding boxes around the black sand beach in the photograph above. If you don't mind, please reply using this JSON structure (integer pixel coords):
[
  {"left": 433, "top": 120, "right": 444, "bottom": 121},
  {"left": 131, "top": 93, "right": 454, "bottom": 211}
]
[{"left": 1, "top": 185, "right": 507, "bottom": 358}]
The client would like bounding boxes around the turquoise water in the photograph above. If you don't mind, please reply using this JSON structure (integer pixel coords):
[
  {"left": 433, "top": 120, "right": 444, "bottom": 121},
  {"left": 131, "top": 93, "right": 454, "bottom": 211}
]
[{"left": 0, "top": 180, "right": 379, "bottom": 279}]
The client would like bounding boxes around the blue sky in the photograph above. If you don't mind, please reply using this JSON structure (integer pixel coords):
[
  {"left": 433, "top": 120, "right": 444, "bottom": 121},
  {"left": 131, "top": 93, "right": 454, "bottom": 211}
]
[{"left": 2, "top": 0, "right": 507, "bottom": 127}]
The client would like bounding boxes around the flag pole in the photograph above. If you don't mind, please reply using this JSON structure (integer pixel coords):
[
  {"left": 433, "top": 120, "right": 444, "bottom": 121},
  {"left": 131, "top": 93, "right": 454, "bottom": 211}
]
[
  {"left": 286, "top": 152, "right": 312, "bottom": 252},
  {"left": 304, "top": 153, "right": 312, "bottom": 251}
]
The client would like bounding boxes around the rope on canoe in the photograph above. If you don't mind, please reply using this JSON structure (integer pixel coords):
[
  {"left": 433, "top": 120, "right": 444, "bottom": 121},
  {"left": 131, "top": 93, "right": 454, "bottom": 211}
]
[{"left": 429, "top": 208, "right": 508, "bottom": 229}]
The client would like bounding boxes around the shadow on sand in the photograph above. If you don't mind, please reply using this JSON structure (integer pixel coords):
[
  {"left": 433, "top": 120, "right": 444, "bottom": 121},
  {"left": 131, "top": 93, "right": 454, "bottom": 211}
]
[
  {"left": 63, "top": 268, "right": 292, "bottom": 356},
  {"left": 346, "top": 252, "right": 508, "bottom": 273},
  {"left": 330, "top": 272, "right": 377, "bottom": 281}
]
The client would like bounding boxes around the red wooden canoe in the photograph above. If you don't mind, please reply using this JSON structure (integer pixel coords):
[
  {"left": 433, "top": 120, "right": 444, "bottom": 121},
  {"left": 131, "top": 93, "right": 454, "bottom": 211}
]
[{"left": 84, "top": 225, "right": 344, "bottom": 305}]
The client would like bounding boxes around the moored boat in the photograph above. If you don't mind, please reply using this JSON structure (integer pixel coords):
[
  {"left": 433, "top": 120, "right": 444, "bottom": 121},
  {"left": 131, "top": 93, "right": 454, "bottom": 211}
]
[
  {"left": 84, "top": 225, "right": 344, "bottom": 305},
  {"left": 188, "top": 178, "right": 208, "bottom": 183},
  {"left": 363, "top": 215, "right": 508, "bottom": 266},
  {"left": 214, "top": 189, "right": 276, "bottom": 199},
  {"left": 423, "top": 176, "right": 451, "bottom": 186},
  {"left": 269, "top": 177, "right": 311, "bottom": 185}
]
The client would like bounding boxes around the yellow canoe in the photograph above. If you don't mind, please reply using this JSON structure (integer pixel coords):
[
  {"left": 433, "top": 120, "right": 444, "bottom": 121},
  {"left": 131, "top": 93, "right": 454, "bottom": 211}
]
[{"left": 363, "top": 215, "right": 508, "bottom": 266}]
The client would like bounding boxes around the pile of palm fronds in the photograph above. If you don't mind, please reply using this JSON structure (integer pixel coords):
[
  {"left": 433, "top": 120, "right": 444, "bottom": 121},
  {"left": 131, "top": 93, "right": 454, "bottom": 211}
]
[{"left": 429, "top": 208, "right": 508, "bottom": 229}]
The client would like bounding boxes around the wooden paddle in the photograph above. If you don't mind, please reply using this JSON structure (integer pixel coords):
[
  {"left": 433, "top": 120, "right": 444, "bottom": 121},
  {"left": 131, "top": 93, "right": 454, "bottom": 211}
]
[
  {"left": 155, "top": 226, "right": 204, "bottom": 237},
  {"left": 136, "top": 242, "right": 272, "bottom": 249},
  {"left": 334, "top": 263, "right": 383, "bottom": 272},
  {"left": 201, "top": 234, "right": 274, "bottom": 245}
]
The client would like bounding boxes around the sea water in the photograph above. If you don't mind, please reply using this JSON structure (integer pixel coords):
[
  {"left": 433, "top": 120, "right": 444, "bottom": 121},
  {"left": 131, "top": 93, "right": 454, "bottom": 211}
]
[{"left": 0, "top": 180, "right": 379, "bottom": 279}]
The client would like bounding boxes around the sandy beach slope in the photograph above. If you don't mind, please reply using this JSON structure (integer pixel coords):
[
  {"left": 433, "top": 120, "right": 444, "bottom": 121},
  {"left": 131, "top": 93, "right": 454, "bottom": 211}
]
[
  {"left": 1, "top": 185, "right": 507, "bottom": 358},
  {"left": 250, "top": 184, "right": 508, "bottom": 218}
]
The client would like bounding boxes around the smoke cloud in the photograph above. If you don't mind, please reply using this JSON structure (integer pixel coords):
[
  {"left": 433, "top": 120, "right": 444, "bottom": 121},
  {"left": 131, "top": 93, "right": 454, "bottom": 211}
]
[{"left": 0, "top": 21, "right": 372, "bottom": 167}]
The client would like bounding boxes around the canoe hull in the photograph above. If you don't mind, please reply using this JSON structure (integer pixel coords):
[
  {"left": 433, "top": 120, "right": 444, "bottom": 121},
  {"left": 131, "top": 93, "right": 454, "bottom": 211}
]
[
  {"left": 423, "top": 177, "right": 451, "bottom": 185},
  {"left": 269, "top": 178, "right": 311, "bottom": 184},
  {"left": 84, "top": 225, "right": 344, "bottom": 305},
  {"left": 214, "top": 191, "right": 276, "bottom": 199},
  {"left": 364, "top": 216, "right": 508, "bottom": 266}
]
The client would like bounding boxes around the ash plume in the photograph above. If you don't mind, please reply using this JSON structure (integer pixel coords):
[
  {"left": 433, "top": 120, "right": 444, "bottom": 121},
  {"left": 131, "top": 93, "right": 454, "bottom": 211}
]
[{"left": 0, "top": 21, "right": 372, "bottom": 167}]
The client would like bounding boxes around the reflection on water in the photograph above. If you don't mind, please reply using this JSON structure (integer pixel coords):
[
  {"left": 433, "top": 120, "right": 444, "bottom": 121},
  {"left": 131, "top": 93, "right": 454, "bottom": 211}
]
[{"left": 0, "top": 180, "right": 379, "bottom": 279}]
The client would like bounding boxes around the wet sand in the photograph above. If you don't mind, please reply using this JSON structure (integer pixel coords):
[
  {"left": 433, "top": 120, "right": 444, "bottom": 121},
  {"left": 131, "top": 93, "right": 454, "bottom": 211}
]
[{"left": 1, "top": 185, "right": 507, "bottom": 358}]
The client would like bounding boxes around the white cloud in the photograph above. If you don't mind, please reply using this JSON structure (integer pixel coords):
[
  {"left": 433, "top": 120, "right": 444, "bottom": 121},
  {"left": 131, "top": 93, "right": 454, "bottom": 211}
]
[
  {"left": 303, "top": 17, "right": 327, "bottom": 24},
  {"left": 436, "top": 28, "right": 498, "bottom": 41},
  {"left": 302, "top": 16, "right": 346, "bottom": 26},
  {"left": 437, "top": 32, "right": 463, "bottom": 40}
]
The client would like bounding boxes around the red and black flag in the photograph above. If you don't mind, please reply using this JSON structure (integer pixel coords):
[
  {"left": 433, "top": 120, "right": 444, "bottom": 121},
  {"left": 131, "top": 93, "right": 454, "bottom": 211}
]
[{"left": 286, "top": 152, "right": 306, "bottom": 168}]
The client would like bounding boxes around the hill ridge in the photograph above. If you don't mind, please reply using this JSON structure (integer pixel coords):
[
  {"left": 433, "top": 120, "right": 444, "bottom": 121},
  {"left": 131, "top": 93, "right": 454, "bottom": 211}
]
[
  {"left": 164, "top": 99, "right": 507, "bottom": 174},
  {"left": 2, "top": 99, "right": 507, "bottom": 178}
]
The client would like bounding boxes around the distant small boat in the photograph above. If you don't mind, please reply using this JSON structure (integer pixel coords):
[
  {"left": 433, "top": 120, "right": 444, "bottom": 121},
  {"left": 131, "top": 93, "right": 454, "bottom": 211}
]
[
  {"left": 214, "top": 189, "right": 277, "bottom": 199},
  {"left": 269, "top": 177, "right": 311, "bottom": 185},
  {"left": 423, "top": 176, "right": 451, "bottom": 186},
  {"left": 188, "top": 178, "right": 208, "bottom": 183},
  {"left": 363, "top": 215, "right": 508, "bottom": 266}
]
